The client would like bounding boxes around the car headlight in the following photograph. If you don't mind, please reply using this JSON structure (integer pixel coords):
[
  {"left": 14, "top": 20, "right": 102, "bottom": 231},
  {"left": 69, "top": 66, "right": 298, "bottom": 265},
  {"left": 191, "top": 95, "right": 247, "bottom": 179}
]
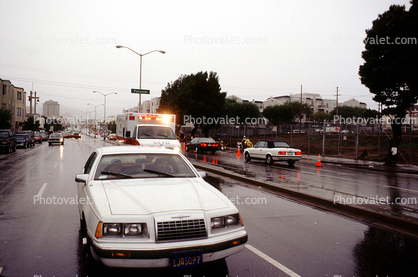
[
  {"left": 124, "top": 223, "right": 142, "bottom": 236},
  {"left": 104, "top": 223, "right": 122, "bottom": 235},
  {"left": 173, "top": 146, "right": 181, "bottom": 152},
  {"left": 96, "top": 222, "right": 148, "bottom": 238},
  {"left": 211, "top": 214, "right": 243, "bottom": 232}
]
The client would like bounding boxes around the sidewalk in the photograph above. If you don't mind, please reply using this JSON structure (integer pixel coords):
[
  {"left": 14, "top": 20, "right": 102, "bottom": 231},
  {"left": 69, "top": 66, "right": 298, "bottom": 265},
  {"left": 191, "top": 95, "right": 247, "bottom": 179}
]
[{"left": 303, "top": 154, "right": 418, "bottom": 174}]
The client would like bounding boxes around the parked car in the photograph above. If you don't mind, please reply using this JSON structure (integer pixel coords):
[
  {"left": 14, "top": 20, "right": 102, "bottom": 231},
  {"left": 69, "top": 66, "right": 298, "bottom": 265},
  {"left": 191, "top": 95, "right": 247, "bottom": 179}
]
[
  {"left": 16, "top": 133, "right": 31, "bottom": 148},
  {"left": 107, "top": 133, "right": 117, "bottom": 140},
  {"left": 17, "top": 130, "right": 35, "bottom": 146},
  {"left": 48, "top": 133, "right": 64, "bottom": 145},
  {"left": 244, "top": 140, "right": 302, "bottom": 166},
  {"left": 75, "top": 146, "right": 247, "bottom": 269},
  {"left": 0, "top": 129, "right": 17, "bottom": 153},
  {"left": 65, "top": 132, "right": 81, "bottom": 139},
  {"left": 292, "top": 129, "right": 306, "bottom": 134},
  {"left": 40, "top": 132, "right": 49, "bottom": 141},
  {"left": 34, "top": 132, "right": 43, "bottom": 144},
  {"left": 185, "top": 137, "right": 219, "bottom": 154}
]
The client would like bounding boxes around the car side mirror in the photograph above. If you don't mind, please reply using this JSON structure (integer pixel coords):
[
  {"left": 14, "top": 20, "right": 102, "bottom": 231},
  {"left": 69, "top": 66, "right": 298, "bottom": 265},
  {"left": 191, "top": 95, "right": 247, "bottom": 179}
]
[
  {"left": 75, "top": 174, "right": 89, "bottom": 184},
  {"left": 197, "top": 171, "right": 206, "bottom": 178}
]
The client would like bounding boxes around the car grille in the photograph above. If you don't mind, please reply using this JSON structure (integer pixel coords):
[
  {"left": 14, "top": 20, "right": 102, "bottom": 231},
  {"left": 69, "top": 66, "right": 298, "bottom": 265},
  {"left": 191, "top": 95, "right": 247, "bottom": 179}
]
[{"left": 157, "top": 219, "right": 207, "bottom": 242}]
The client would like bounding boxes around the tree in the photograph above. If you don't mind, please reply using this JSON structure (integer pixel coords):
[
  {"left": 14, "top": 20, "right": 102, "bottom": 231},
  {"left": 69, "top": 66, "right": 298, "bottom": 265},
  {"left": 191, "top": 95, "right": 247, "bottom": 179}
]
[
  {"left": 311, "top": 112, "right": 333, "bottom": 123},
  {"left": 263, "top": 102, "right": 310, "bottom": 126},
  {"left": 159, "top": 71, "right": 226, "bottom": 137},
  {"left": 222, "top": 100, "right": 263, "bottom": 137},
  {"left": 359, "top": 1, "right": 418, "bottom": 166},
  {"left": 223, "top": 100, "right": 262, "bottom": 125},
  {"left": 44, "top": 120, "right": 63, "bottom": 132},
  {"left": 22, "top": 117, "right": 40, "bottom": 131},
  {"left": 330, "top": 106, "right": 380, "bottom": 122},
  {"left": 0, "top": 109, "right": 13, "bottom": 129}
]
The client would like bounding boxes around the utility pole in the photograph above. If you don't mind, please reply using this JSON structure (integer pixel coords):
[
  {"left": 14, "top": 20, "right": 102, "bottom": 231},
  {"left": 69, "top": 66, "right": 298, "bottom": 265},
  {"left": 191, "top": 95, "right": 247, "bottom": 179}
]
[
  {"left": 334, "top": 87, "right": 340, "bottom": 116},
  {"left": 299, "top": 84, "right": 302, "bottom": 132},
  {"left": 28, "top": 91, "right": 40, "bottom": 115}
]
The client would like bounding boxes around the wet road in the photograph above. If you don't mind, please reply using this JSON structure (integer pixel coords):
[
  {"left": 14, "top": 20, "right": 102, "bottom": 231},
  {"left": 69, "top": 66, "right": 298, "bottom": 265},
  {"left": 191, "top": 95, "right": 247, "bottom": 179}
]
[
  {"left": 0, "top": 136, "right": 417, "bottom": 276},
  {"left": 184, "top": 149, "right": 418, "bottom": 223}
]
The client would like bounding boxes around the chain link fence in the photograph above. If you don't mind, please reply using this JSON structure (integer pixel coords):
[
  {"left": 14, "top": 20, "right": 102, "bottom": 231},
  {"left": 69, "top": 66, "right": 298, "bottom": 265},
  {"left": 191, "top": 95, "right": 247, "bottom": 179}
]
[{"left": 208, "top": 122, "right": 417, "bottom": 165}]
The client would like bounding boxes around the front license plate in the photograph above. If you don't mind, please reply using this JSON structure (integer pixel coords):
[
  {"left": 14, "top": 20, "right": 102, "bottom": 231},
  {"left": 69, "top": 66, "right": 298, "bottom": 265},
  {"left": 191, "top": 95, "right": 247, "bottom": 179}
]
[{"left": 170, "top": 250, "right": 202, "bottom": 269}]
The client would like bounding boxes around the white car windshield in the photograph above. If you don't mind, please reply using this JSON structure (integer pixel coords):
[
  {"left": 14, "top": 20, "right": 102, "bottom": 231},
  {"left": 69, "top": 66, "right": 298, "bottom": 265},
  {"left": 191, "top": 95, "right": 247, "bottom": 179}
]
[
  {"left": 137, "top": 126, "right": 177, "bottom": 139},
  {"left": 94, "top": 153, "right": 196, "bottom": 180}
]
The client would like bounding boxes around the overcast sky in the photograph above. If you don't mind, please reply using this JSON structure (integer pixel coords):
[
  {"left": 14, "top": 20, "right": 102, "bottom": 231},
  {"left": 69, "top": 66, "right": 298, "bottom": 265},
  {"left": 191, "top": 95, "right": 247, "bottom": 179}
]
[{"left": 0, "top": 0, "right": 413, "bottom": 118}]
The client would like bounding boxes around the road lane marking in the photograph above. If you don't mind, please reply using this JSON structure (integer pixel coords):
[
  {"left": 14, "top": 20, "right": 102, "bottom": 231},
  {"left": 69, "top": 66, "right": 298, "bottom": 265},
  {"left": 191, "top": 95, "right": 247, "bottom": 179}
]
[
  {"left": 36, "top": 183, "right": 48, "bottom": 197},
  {"left": 245, "top": 244, "right": 301, "bottom": 277},
  {"left": 384, "top": 185, "right": 418, "bottom": 193}
]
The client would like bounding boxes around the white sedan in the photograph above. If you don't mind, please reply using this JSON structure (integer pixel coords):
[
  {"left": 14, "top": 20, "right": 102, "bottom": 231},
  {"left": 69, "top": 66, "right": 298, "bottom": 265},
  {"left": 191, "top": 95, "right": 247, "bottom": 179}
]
[
  {"left": 75, "top": 146, "right": 247, "bottom": 269},
  {"left": 244, "top": 140, "right": 302, "bottom": 166}
]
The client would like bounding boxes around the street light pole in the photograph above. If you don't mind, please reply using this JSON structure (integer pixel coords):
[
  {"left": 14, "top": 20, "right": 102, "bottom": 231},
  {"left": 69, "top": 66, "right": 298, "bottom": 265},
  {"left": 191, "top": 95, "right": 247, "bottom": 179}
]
[
  {"left": 116, "top": 45, "right": 165, "bottom": 113},
  {"left": 93, "top": 91, "right": 117, "bottom": 119},
  {"left": 88, "top": 103, "right": 103, "bottom": 138}
]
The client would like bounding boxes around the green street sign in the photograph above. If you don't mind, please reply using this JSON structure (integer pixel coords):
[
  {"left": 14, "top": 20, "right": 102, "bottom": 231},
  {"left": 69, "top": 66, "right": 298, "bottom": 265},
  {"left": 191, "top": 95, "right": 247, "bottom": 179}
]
[{"left": 131, "top": 89, "right": 150, "bottom": 94}]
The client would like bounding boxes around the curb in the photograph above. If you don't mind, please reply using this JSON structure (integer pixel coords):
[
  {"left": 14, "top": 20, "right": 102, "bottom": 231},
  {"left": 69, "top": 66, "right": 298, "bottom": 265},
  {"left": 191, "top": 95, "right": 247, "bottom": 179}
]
[{"left": 192, "top": 161, "right": 418, "bottom": 238}]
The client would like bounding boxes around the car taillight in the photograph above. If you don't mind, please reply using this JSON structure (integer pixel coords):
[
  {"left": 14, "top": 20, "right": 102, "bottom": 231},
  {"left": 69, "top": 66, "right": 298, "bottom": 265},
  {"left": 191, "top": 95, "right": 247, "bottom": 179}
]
[
  {"left": 296, "top": 152, "right": 302, "bottom": 155},
  {"left": 278, "top": 151, "right": 285, "bottom": 155},
  {"left": 213, "top": 144, "right": 218, "bottom": 147},
  {"left": 200, "top": 143, "right": 208, "bottom": 147}
]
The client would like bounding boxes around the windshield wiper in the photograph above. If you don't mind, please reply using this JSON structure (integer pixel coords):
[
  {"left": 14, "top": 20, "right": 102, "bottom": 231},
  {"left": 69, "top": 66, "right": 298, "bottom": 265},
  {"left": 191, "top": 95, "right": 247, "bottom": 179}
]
[
  {"left": 139, "top": 133, "right": 155, "bottom": 138},
  {"left": 101, "top": 171, "right": 133, "bottom": 179},
  {"left": 143, "top": 169, "right": 175, "bottom": 177}
]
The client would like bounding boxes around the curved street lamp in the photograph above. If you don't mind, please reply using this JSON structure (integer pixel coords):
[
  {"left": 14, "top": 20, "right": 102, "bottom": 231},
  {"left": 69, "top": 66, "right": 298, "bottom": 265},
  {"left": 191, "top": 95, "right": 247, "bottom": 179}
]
[
  {"left": 93, "top": 91, "right": 117, "bottom": 119},
  {"left": 88, "top": 103, "right": 104, "bottom": 138},
  {"left": 116, "top": 45, "right": 165, "bottom": 112}
]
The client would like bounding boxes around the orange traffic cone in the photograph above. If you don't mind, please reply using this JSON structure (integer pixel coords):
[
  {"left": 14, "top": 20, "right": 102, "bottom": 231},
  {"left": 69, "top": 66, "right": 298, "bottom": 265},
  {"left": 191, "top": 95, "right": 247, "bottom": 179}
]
[
  {"left": 316, "top": 154, "right": 322, "bottom": 167},
  {"left": 237, "top": 145, "right": 241, "bottom": 156}
]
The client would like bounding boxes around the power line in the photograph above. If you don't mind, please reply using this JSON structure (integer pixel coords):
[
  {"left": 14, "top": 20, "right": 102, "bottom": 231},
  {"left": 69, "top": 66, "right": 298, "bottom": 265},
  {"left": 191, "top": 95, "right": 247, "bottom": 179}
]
[{"left": 0, "top": 75, "right": 128, "bottom": 92}]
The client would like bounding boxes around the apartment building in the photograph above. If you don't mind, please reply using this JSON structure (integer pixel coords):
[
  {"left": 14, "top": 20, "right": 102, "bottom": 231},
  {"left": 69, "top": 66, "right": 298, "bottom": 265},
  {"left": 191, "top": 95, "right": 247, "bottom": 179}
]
[
  {"left": 43, "top": 100, "right": 60, "bottom": 117},
  {"left": 0, "top": 79, "right": 26, "bottom": 131}
]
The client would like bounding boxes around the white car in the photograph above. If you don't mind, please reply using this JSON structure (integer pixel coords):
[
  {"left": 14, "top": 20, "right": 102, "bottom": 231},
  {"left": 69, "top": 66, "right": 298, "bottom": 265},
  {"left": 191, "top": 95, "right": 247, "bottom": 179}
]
[
  {"left": 244, "top": 140, "right": 302, "bottom": 166},
  {"left": 75, "top": 146, "right": 247, "bottom": 269}
]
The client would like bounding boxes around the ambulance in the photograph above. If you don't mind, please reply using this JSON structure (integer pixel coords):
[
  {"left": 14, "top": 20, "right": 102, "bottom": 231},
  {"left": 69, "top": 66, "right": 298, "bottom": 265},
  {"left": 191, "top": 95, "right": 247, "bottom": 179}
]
[{"left": 116, "top": 113, "right": 181, "bottom": 152}]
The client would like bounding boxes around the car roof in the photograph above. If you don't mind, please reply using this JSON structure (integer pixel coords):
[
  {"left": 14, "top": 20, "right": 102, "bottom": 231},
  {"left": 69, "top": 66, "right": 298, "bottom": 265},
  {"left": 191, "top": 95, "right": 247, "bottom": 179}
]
[{"left": 97, "top": 146, "right": 178, "bottom": 155}]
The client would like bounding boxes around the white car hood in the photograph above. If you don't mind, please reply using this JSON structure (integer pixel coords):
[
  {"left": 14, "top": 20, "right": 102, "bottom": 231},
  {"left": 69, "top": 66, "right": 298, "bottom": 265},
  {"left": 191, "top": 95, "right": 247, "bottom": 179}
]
[{"left": 101, "top": 178, "right": 230, "bottom": 215}]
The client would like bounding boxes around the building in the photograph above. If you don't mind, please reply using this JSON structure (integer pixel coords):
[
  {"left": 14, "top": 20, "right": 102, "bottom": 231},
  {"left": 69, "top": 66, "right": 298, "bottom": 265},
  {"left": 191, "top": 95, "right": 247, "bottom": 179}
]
[
  {"left": 142, "top": 97, "right": 161, "bottom": 113},
  {"left": 343, "top": 98, "right": 367, "bottom": 109},
  {"left": 123, "top": 93, "right": 367, "bottom": 123},
  {"left": 43, "top": 100, "right": 60, "bottom": 117},
  {"left": 0, "top": 78, "right": 27, "bottom": 131}
]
